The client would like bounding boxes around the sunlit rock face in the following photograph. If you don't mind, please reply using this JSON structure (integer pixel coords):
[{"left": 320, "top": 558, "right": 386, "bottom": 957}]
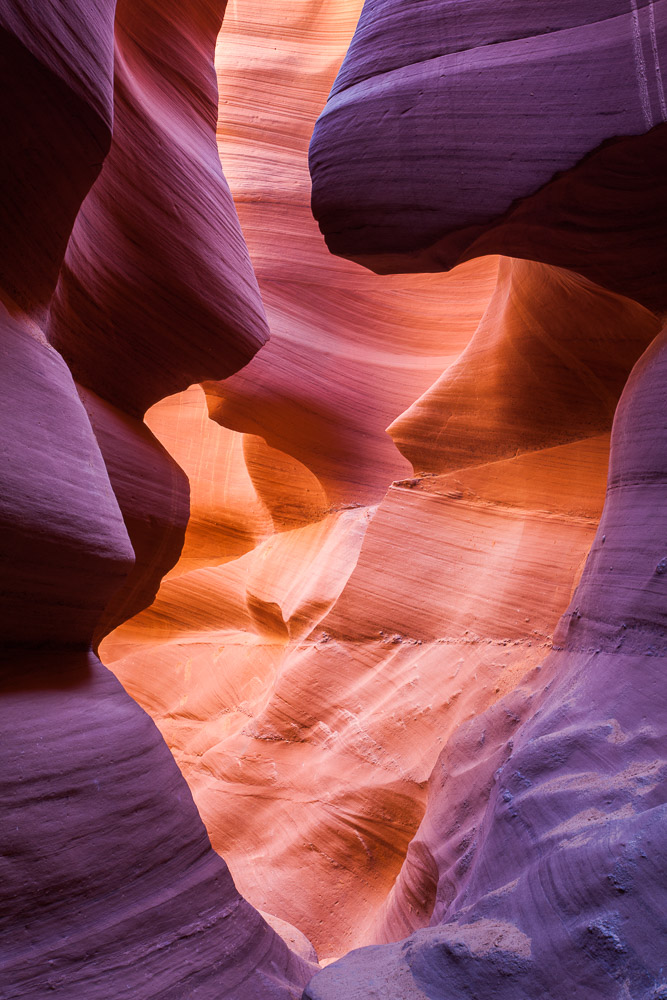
[
  {"left": 389, "top": 258, "right": 661, "bottom": 474},
  {"left": 304, "top": 324, "right": 667, "bottom": 1000},
  {"left": 310, "top": 0, "right": 667, "bottom": 313},
  {"left": 207, "top": 0, "right": 500, "bottom": 507},
  {"left": 105, "top": 281, "right": 659, "bottom": 966},
  {"left": 0, "top": 3, "right": 313, "bottom": 998}
]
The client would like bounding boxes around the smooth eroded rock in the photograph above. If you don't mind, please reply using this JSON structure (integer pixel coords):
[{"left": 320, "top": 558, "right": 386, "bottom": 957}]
[{"left": 310, "top": 1, "right": 667, "bottom": 311}]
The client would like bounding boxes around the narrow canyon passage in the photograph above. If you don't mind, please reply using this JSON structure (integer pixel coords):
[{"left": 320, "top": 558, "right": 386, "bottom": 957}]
[
  {"left": 102, "top": 0, "right": 664, "bottom": 971},
  {"left": 1, "top": 1, "right": 665, "bottom": 999}
]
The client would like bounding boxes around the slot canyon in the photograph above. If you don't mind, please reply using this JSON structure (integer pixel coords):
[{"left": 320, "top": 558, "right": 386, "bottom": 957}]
[{"left": 1, "top": 0, "right": 665, "bottom": 998}]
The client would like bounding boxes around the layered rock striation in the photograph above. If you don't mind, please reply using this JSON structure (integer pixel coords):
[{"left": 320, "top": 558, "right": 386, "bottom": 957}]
[
  {"left": 310, "top": 1, "right": 667, "bottom": 312},
  {"left": 304, "top": 321, "right": 667, "bottom": 1000},
  {"left": 0, "top": 3, "right": 313, "bottom": 998},
  {"left": 303, "top": 0, "right": 667, "bottom": 996},
  {"left": 102, "top": 0, "right": 665, "bottom": 982},
  {"left": 2, "top": 0, "right": 666, "bottom": 997}
]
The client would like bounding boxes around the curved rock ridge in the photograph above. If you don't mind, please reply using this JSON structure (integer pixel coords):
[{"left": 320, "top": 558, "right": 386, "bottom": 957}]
[
  {"left": 138, "top": 384, "right": 278, "bottom": 577},
  {"left": 0, "top": 303, "right": 134, "bottom": 650},
  {"left": 105, "top": 280, "right": 635, "bottom": 958},
  {"left": 207, "top": 0, "right": 500, "bottom": 506},
  {"left": 0, "top": 0, "right": 115, "bottom": 118},
  {"left": 103, "top": 394, "right": 610, "bottom": 960},
  {"left": 309, "top": 2, "right": 667, "bottom": 312},
  {"left": 1, "top": 652, "right": 312, "bottom": 1000},
  {"left": 330, "top": 0, "right": 661, "bottom": 99},
  {"left": 4, "top": 0, "right": 660, "bottom": 995},
  {"left": 0, "top": 4, "right": 314, "bottom": 999},
  {"left": 303, "top": 326, "right": 667, "bottom": 997},
  {"left": 47, "top": 0, "right": 269, "bottom": 418},
  {"left": 79, "top": 387, "right": 191, "bottom": 648},
  {"left": 93, "top": 0, "right": 516, "bottom": 957},
  {"left": 389, "top": 258, "right": 661, "bottom": 475}
]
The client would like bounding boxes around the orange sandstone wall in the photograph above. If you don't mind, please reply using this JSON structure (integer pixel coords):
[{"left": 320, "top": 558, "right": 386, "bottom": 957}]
[
  {"left": 5, "top": 0, "right": 664, "bottom": 996},
  {"left": 104, "top": 285, "right": 656, "bottom": 960},
  {"left": 208, "top": 0, "right": 499, "bottom": 505}
]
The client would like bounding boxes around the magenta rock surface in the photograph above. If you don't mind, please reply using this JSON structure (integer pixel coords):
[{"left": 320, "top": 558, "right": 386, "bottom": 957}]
[
  {"left": 0, "top": 307, "right": 135, "bottom": 649},
  {"left": 308, "top": 23, "right": 667, "bottom": 989},
  {"left": 304, "top": 328, "right": 667, "bottom": 997},
  {"left": 0, "top": 652, "right": 312, "bottom": 1000},
  {"left": 0, "top": 4, "right": 315, "bottom": 998},
  {"left": 0, "top": 1, "right": 115, "bottom": 314},
  {"left": 48, "top": 0, "right": 270, "bottom": 417},
  {"left": 78, "top": 387, "right": 191, "bottom": 648},
  {"left": 2, "top": 0, "right": 666, "bottom": 996},
  {"left": 310, "top": 1, "right": 667, "bottom": 312}
]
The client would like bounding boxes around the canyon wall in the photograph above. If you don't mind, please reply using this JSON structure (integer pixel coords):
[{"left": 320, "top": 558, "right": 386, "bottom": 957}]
[
  {"left": 310, "top": 0, "right": 667, "bottom": 312},
  {"left": 2, "top": 0, "right": 665, "bottom": 998},
  {"left": 0, "top": 3, "right": 313, "bottom": 997},
  {"left": 305, "top": 324, "right": 667, "bottom": 999},
  {"left": 104, "top": 2, "right": 666, "bottom": 995},
  {"left": 304, "top": 2, "right": 667, "bottom": 997}
]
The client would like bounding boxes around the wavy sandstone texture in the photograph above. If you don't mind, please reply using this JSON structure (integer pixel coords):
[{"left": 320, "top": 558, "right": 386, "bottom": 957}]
[
  {"left": 302, "top": 1, "right": 667, "bottom": 997},
  {"left": 310, "top": 0, "right": 667, "bottom": 312},
  {"left": 102, "top": 2, "right": 665, "bottom": 991},
  {"left": 0, "top": 3, "right": 312, "bottom": 998},
  {"left": 207, "top": 0, "right": 500, "bottom": 506},
  {"left": 3, "top": 0, "right": 666, "bottom": 998},
  {"left": 305, "top": 324, "right": 667, "bottom": 1000}
]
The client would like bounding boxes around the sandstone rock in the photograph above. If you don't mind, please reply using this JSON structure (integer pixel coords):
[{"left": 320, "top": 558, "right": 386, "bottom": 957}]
[
  {"left": 0, "top": 0, "right": 115, "bottom": 313},
  {"left": 0, "top": 305, "right": 134, "bottom": 648},
  {"left": 0, "top": 652, "right": 313, "bottom": 999},
  {"left": 310, "top": 2, "right": 667, "bottom": 312},
  {"left": 0, "top": 4, "right": 314, "bottom": 998},
  {"left": 303, "top": 325, "right": 667, "bottom": 996},
  {"left": 207, "top": 0, "right": 499, "bottom": 506},
  {"left": 389, "top": 258, "right": 661, "bottom": 474},
  {"left": 102, "top": 0, "right": 667, "bottom": 972},
  {"left": 4, "top": 0, "right": 665, "bottom": 995},
  {"left": 106, "top": 296, "right": 645, "bottom": 960},
  {"left": 47, "top": 0, "right": 269, "bottom": 417},
  {"left": 79, "top": 387, "right": 191, "bottom": 647}
]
